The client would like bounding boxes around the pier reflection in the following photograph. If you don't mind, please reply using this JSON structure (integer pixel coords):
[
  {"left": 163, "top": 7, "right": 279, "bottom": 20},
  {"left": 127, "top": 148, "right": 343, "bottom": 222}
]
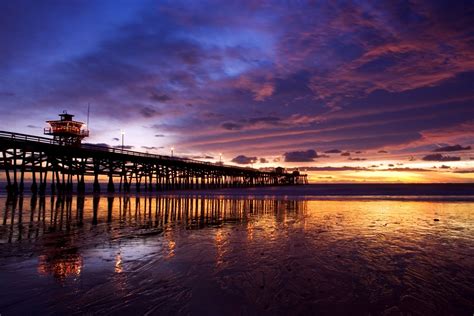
[{"left": 0, "top": 195, "right": 307, "bottom": 244}]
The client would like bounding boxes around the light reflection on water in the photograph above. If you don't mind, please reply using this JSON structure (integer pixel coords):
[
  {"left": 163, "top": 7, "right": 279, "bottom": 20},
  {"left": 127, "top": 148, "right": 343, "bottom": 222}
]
[{"left": 0, "top": 194, "right": 473, "bottom": 315}]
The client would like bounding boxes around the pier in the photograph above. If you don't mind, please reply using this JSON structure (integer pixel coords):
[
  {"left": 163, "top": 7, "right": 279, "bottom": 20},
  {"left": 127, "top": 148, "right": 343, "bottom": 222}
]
[{"left": 0, "top": 131, "right": 307, "bottom": 195}]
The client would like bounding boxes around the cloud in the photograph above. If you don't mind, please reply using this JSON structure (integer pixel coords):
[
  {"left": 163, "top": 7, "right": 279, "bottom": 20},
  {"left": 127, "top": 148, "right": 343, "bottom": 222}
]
[
  {"left": 140, "top": 106, "right": 161, "bottom": 118},
  {"left": 349, "top": 157, "right": 366, "bottom": 161},
  {"left": 221, "top": 122, "right": 243, "bottom": 130},
  {"left": 422, "top": 154, "right": 461, "bottom": 161},
  {"left": 292, "top": 166, "right": 434, "bottom": 172},
  {"left": 254, "top": 82, "right": 275, "bottom": 101},
  {"left": 150, "top": 92, "right": 171, "bottom": 102},
  {"left": 154, "top": 134, "right": 165, "bottom": 137},
  {"left": 192, "top": 155, "right": 214, "bottom": 159},
  {"left": 382, "top": 167, "right": 433, "bottom": 172},
  {"left": 433, "top": 144, "right": 471, "bottom": 152},
  {"left": 259, "top": 158, "right": 268, "bottom": 163},
  {"left": 27, "top": 124, "right": 40, "bottom": 128},
  {"left": 324, "top": 149, "right": 342, "bottom": 154},
  {"left": 141, "top": 145, "right": 163, "bottom": 150},
  {"left": 221, "top": 116, "right": 282, "bottom": 131},
  {"left": 439, "top": 165, "right": 451, "bottom": 169},
  {"left": 231, "top": 155, "right": 257, "bottom": 164},
  {"left": 284, "top": 149, "right": 319, "bottom": 162},
  {"left": 341, "top": 152, "right": 351, "bottom": 156},
  {"left": 291, "top": 166, "right": 367, "bottom": 171},
  {"left": 453, "top": 170, "right": 474, "bottom": 174},
  {"left": 112, "top": 137, "right": 120, "bottom": 141},
  {"left": 378, "top": 150, "right": 388, "bottom": 154}
]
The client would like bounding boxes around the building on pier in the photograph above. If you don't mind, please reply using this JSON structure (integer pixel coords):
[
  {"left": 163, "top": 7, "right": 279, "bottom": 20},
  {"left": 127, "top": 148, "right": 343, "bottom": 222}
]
[{"left": 44, "top": 111, "right": 89, "bottom": 146}]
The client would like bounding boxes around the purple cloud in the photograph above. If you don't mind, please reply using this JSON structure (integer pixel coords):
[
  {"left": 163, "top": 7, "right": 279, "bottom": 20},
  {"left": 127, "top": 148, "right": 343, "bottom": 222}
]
[
  {"left": 231, "top": 155, "right": 258, "bottom": 165},
  {"left": 422, "top": 154, "right": 461, "bottom": 162},
  {"left": 433, "top": 144, "right": 471, "bottom": 152},
  {"left": 284, "top": 150, "right": 319, "bottom": 162}
]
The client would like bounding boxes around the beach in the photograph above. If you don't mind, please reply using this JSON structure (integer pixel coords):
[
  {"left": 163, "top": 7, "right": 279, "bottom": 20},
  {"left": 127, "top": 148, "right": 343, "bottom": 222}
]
[{"left": 0, "top": 189, "right": 473, "bottom": 314}]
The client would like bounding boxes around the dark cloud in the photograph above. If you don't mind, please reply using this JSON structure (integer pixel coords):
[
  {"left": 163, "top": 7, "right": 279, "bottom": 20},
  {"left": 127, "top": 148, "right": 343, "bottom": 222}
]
[
  {"left": 221, "top": 122, "right": 243, "bottom": 130},
  {"left": 453, "top": 170, "right": 474, "bottom": 174},
  {"left": 27, "top": 125, "right": 39, "bottom": 128},
  {"left": 259, "top": 158, "right": 268, "bottom": 163},
  {"left": 112, "top": 137, "right": 120, "bottom": 141},
  {"left": 221, "top": 116, "right": 282, "bottom": 131},
  {"left": 324, "top": 149, "right": 342, "bottom": 154},
  {"left": 150, "top": 92, "right": 171, "bottom": 102},
  {"left": 290, "top": 166, "right": 367, "bottom": 171},
  {"left": 440, "top": 165, "right": 451, "bottom": 169},
  {"left": 192, "top": 155, "right": 214, "bottom": 159},
  {"left": 341, "top": 152, "right": 351, "bottom": 156},
  {"left": 433, "top": 144, "right": 471, "bottom": 152},
  {"left": 284, "top": 149, "right": 318, "bottom": 162},
  {"left": 154, "top": 134, "right": 165, "bottom": 137},
  {"left": 422, "top": 154, "right": 461, "bottom": 161},
  {"left": 349, "top": 157, "right": 366, "bottom": 161},
  {"left": 381, "top": 167, "right": 433, "bottom": 172},
  {"left": 378, "top": 150, "right": 388, "bottom": 154},
  {"left": 140, "top": 106, "right": 161, "bottom": 118},
  {"left": 141, "top": 146, "right": 162, "bottom": 150},
  {"left": 291, "top": 166, "right": 434, "bottom": 172},
  {"left": 231, "top": 155, "right": 257, "bottom": 164}
]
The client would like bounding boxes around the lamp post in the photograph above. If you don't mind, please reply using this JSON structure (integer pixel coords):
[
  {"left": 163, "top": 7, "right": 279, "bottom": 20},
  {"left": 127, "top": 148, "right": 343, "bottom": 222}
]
[
  {"left": 121, "top": 130, "right": 125, "bottom": 151},
  {"left": 171, "top": 146, "right": 174, "bottom": 157},
  {"left": 219, "top": 153, "right": 222, "bottom": 164}
]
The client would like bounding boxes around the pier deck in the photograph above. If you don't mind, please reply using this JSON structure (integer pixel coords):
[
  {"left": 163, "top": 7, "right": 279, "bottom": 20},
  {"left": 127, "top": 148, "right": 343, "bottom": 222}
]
[{"left": 0, "top": 131, "right": 307, "bottom": 195}]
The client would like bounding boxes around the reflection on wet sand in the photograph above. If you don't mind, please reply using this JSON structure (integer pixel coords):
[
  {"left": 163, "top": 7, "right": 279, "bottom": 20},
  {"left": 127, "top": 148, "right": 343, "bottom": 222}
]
[
  {"left": 0, "top": 195, "right": 473, "bottom": 315},
  {"left": 0, "top": 195, "right": 305, "bottom": 244},
  {"left": 37, "top": 252, "right": 82, "bottom": 281}
]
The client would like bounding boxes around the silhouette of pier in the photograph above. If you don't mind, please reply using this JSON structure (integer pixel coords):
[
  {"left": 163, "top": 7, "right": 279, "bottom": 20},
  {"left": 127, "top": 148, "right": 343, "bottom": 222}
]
[{"left": 0, "top": 131, "right": 307, "bottom": 195}]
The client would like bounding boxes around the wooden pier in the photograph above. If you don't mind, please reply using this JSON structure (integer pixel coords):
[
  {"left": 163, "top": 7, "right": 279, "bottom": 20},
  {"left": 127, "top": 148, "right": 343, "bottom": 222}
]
[{"left": 0, "top": 131, "right": 307, "bottom": 195}]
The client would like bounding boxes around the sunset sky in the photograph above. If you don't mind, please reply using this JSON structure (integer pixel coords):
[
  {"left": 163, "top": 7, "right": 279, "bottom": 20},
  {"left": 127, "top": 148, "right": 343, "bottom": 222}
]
[{"left": 0, "top": 0, "right": 473, "bottom": 182}]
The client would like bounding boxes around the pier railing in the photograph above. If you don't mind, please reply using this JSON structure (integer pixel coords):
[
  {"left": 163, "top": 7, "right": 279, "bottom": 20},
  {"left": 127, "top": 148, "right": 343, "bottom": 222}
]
[{"left": 0, "top": 131, "right": 254, "bottom": 171}]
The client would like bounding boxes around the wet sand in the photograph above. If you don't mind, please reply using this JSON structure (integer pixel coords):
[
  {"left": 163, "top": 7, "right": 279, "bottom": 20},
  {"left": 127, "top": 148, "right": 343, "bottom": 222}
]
[{"left": 0, "top": 194, "right": 473, "bottom": 315}]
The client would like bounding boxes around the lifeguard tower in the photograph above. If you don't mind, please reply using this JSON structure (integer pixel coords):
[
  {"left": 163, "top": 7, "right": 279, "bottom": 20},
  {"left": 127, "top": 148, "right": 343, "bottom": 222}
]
[{"left": 44, "top": 111, "right": 89, "bottom": 145}]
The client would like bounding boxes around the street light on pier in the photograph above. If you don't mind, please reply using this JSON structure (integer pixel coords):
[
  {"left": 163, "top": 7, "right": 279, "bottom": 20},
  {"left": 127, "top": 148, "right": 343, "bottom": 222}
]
[
  {"left": 219, "top": 153, "right": 222, "bottom": 164},
  {"left": 171, "top": 146, "right": 174, "bottom": 157},
  {"left": 121, "top": 130, "right": 125, "bottom": 151}
]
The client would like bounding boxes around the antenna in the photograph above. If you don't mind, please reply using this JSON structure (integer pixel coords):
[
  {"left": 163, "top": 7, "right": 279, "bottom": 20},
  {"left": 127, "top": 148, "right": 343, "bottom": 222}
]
[{"left": 87, "top": 103, "right": 90, "bottom": 127}]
